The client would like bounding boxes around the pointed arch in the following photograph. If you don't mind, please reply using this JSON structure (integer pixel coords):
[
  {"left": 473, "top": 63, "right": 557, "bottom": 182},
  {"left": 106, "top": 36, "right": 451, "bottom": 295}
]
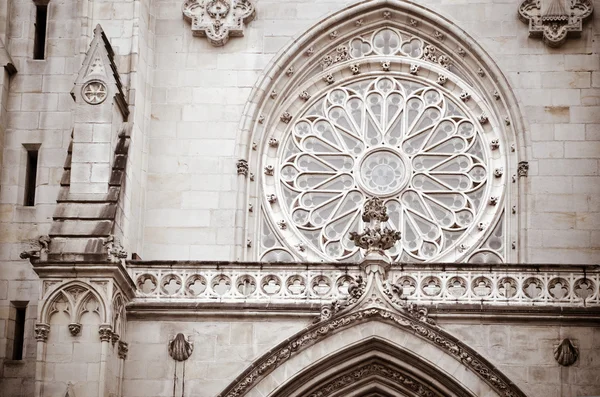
[
  {"left": 40, "top": 280, "right": 108, "bottom": 325},
  {"left": 217, "top": 308, "right": 527, "bottom": 397},
  {"left": 234, "top": 0, "right": 528, "bottom": 263}
]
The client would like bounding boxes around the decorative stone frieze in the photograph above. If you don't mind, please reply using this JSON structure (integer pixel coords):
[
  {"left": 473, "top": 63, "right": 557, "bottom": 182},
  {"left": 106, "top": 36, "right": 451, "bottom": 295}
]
[
  {"left": 169, "top": 333, "right": 194, "bottom": 361},
  {"left": 182, "top": 0, "right": 256, "bottom": 46},
  {"left": 518, "top": 0, "right": 593, "bottom": 47},
  {"left": 128, "top": 262, "right": 600, "bottom": 307}
]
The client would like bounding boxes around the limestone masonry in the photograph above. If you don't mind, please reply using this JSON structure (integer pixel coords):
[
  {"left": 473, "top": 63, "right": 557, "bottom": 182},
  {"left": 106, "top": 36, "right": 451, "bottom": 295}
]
[{"left": 0, "top": 0, "right": 599, "bottom": 396}]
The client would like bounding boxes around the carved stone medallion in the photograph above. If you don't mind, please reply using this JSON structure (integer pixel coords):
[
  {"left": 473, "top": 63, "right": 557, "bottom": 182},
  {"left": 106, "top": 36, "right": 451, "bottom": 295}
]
[
  {"left": 183, "top": 0, "right": 256, "bottom": 46},
  {"left": 519, "top": 0, "right": 593, "bottom": 47}
]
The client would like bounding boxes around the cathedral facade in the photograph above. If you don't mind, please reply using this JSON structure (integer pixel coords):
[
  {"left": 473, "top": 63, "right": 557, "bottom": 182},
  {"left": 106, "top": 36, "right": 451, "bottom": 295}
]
[{"left": 0, "top": 0, "right": 599, "bottom": 396}]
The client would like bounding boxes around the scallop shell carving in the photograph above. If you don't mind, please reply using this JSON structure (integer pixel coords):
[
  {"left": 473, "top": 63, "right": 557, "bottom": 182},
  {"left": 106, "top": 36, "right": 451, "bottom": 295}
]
[
  {"left": 168, "top": 333, "right": 193, "bottom": 361},
  {"left": 554, "top": 338, "right": 578, "bottom": 367}
]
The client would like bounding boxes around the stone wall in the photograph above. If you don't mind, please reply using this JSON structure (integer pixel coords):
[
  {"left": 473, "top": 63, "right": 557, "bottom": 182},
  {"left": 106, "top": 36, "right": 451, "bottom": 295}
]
[
  {"left": 123, "top": 318, "right": 600, "bottom": 397},
  {"left": 145, "top": 0, "right": 599, "bottom": 262}
]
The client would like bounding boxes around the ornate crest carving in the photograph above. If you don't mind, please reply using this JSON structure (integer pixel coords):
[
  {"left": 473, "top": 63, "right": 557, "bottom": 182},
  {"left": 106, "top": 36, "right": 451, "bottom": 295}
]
[
  {"left": 183, "top": 0, "right": 256, "bottom": 46},
  {"left": 519, "top": 0, "right": 593, "bottom": 47},
  {"left": 169, "top": 333, "right": 194, "bottom": 361},
  {"left": 554, "top": 338, "right": 578, "bottom": 366}
]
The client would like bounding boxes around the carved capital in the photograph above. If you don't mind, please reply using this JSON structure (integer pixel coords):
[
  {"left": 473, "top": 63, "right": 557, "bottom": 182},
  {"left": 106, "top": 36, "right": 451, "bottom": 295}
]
[
  {"left": 98, "top": 324, "right": 113, "bottom": 342},
  {"left": 35, "top": 323, "right": 50, "bottom": 342}
]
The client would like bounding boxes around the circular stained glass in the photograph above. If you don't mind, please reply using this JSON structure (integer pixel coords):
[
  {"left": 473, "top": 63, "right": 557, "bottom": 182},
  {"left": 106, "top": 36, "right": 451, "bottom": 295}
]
[
  {"left": 358, "top": 149, "right": 408, "bottom": 196},
  {"left": 274, "top": 75, "right": 496, "bottom": 262}
]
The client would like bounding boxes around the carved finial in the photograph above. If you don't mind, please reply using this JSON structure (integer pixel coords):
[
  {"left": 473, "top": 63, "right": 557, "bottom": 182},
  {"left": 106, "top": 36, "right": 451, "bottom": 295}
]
[
  {"left": 169, "top": 333, "right": 193, "bottom": 361},
  {"left": 554, "top": 338, "right": 578, "bottom": 366},
  {"left": 349, "top": 197, "right": 401, "bottom": 255}
]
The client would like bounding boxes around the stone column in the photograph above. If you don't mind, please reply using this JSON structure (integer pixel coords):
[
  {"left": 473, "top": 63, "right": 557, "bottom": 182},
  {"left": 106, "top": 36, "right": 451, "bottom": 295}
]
[
  {"left": 98, "top": 324, "right": 113, "bottom": 397},
  {"left": 34, "top": 323, "right": 50, "bottom": 397},
  {"left": 117, "top": 341, "right": 128, "bottom": 397}
]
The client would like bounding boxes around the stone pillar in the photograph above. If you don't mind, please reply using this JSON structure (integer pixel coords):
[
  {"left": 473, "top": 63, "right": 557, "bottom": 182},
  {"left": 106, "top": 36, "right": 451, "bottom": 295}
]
[
  {"left": 33, "top": 323, "right": 50, "bottom": 397},
  {"left": 117, "top": 341, "right": 128, "bottom": 397},
  {"left": 98, "top": 324, "right": 113, "bottom": 397}
]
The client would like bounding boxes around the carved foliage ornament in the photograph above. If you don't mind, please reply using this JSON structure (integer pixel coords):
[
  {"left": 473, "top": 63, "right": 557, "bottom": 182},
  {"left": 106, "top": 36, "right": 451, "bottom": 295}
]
[
  {"left": 519, "top": 0, "right": 593, "bottom": 47},
  {"left": 183, "top": 0, "right": 256, "bottom": 46}
]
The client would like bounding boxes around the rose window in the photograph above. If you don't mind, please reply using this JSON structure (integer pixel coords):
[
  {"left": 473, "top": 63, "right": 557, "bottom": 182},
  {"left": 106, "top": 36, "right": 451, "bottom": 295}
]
[{"left": 273, "top": 75, "right": 498, "bottom": 262}]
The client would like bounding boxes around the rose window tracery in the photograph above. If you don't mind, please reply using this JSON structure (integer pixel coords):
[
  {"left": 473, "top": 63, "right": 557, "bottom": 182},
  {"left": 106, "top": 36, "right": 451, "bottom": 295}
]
[{"left": 270, "top": 74, "right": 500, "bottom": 263}]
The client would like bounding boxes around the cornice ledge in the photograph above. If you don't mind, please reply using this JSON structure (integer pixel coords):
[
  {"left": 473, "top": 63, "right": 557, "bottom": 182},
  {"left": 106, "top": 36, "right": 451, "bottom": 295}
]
[{"left": 30, "top": 259, "right": 136, "bottom": 300}]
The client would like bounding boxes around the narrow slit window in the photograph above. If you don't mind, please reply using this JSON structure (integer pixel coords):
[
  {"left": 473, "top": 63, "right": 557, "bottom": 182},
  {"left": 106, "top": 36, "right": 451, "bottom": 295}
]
[
  {"left": 33, "top": 4, "right": 48, "bottom": 60},
  {"left": 24, "top": 148, "right": 38, "bottom": 206},
  {"left": 12, "top": 306, "right": 26, "bottom": 360}
]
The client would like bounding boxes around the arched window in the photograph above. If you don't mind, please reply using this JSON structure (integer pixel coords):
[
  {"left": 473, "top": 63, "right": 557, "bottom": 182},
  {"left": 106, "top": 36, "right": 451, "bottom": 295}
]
[{"left": 237, "top": 1, "right": 525, "bottom": 264}]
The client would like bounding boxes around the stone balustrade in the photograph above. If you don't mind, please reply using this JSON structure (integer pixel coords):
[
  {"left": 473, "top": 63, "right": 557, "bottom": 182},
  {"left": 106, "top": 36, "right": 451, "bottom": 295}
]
[{"left": 128, "top": 261, "right": 600, "bottom": 307}]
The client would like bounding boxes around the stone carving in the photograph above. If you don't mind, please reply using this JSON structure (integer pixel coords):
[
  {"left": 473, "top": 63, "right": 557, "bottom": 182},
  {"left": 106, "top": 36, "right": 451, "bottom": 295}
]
[
  {"left": 518, "top": 0, "right": 593, "bottom": 47},
  {"left": 219, "top": 307, "right": 527, "bottom": 397},
  {"left": 409, "top": 64, "right": 419, "bottom": 75},
  {"left": 490, "top": 139, "right": 500, "bottom": 150},
  {"left": 182, "top": 0, "right": 256, "bottom": 47},
  {"left": 554, "top": 338, "right": 578, "bottom": 366},
  {"left": 68, "top": 323, "right": 82, "bottom": 336},
  {"left": 132, "top": 265, "right": 600, "bottom": 305},
  {"left": 35, "top": 323, "right": 50, "bottom": 342},
  {"left": 299, "top": 91, "right": 311, "bottom": 101},
  {"left": 65, "top": 382, "right": 75, "bottom": 397},
  {"left": 349, "top": 63, "right": 360, "bottom": 74},
  {"left": 349, "top": 198, "right": 401, "bottom": 255},
  {"left": 518, "top": 161, "right": 529, "bottom": 177},
  {"left": 307, "top": 363, "right": 436, "bottom": 397},
  {"left": 20, "top": 235, "right": 51, "bottom": 260},
  {"left": 118, "top": 341, "right": 129, "bottom": 360},
  {"left": 81, "top": 81, "right": 108, "bottom": 104},
  {"left": 436, "top": 74, "right": 447, "bottom": 85},
  {"left": 169, "top": 333, "right": 194, "bottom": 361},
  {"left": 264, "top": 165, "right": 274, "bottom": 176},
  {"left": 494, "top": 167, "right": 504, "bottom": 177},
  {"left": 266, "top": 194, "right": 277, "bottom": 204},
  {"left": 381, "top": 60, "right": 391, "bottom": 71},
  {"left": 280, "top": 112, "right": 292, "bottom": 124},
  {"left": 268, "top": 138, "right": 279, "bottom": 147},
  {"left": 236, "top": 159, "right": 249, "bottom": 177},
  {"left": 104, "top": 235, "right": 127, "bottom": 262},
  {"left": 98, "top": 325, "right": 113, "bottom": 342},
  {"left": 459, "top": 91, "right": 470, "bottom": 101}
]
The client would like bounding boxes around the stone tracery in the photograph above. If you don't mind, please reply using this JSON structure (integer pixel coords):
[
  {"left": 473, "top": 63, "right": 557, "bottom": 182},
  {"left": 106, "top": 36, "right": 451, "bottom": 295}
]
[{"left": 237, "top": 1, "right": 523, "bottom": 264}]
